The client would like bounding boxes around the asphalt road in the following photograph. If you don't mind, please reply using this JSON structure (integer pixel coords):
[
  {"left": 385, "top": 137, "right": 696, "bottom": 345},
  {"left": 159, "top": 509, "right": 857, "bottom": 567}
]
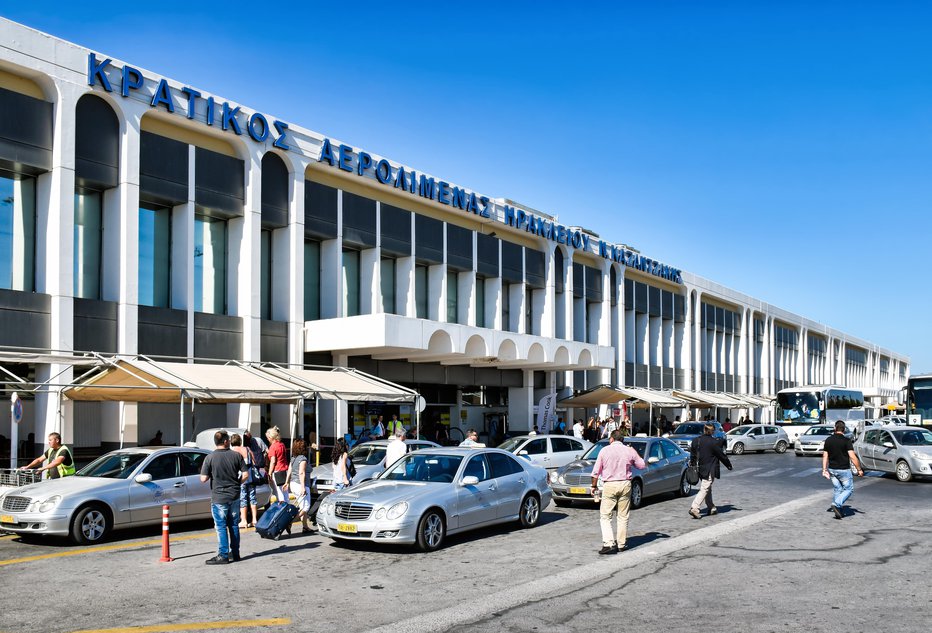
[{"left": 1, "top": 451, "right": 930, "bottom": 633}]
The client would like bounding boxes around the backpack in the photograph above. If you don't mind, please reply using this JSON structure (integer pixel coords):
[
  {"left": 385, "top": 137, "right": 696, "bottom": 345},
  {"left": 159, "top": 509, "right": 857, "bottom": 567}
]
[{"left": 346, "top": 455, "right": 357, "bottom": 479}]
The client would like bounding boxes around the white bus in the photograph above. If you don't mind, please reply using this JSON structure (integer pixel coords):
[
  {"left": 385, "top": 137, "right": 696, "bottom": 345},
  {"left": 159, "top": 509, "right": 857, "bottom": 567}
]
[{"left": 775, "top": 386, "right": 866, "bottom": 442}]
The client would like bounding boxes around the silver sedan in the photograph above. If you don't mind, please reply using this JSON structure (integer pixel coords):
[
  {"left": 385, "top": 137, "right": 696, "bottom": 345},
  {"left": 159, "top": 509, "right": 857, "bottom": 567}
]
[
  {"left": 0, "top": 447, "right": 270, "bottom": 544},
  {"left": 316, "top": 447, "right": 552, "bottom": 551},
  {"left": 548, "top": 437, "right": 691, "bottom": 509},
  {"left": 854, "top": 426, "right": 932, "bottom": 482},
  {"left": 308, "top": 439, "right": 439, "bottom": 499}
]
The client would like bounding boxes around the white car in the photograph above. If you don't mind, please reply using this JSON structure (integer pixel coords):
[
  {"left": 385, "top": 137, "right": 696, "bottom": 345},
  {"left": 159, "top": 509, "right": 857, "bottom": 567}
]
[{"left": 497, "top": 435, "right": 592, "bottom": 470}]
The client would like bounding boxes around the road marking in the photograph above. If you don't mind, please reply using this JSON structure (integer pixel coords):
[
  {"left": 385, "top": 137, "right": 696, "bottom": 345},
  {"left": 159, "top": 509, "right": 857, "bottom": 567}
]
[
  {"left": 68, "top": 618, "right": 291, "bottom": 633},
  {"left": 363, "top": 477, "right": 881, "bottom": 633},
  {"left": 754, "top": 467, "right": 796, "bottom": 477},
  {"left": 0, "top": 532, "right": 212, "bottom": 567},
  {"left": 790, "top": 467, "right": 824, "bottom": 478},
  {"left": 733, "top": 467, "right": 763, "bottom": 475}
]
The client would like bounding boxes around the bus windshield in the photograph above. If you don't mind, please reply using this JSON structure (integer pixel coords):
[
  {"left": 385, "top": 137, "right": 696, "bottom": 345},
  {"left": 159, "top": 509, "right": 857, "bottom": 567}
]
[
  {"left": 776, "top": 392, "right": 821, "bottom": 423},
  {"left": 908, "top": 378, "right": 932, "bottom": 423}
]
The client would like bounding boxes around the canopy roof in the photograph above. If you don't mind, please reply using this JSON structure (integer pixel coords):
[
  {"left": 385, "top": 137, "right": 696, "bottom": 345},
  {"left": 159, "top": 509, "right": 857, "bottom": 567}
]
[
  {"left": 559, "top": 385, "right": 686, "bottom": 408},
  {"left": 62, "top": 359, "right": 417, "bottom": 404}
]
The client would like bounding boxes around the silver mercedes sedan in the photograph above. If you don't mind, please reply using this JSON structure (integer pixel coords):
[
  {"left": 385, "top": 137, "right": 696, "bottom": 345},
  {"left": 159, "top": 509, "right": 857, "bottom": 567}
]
[
  {"left": 308, "top": 439, "right": 439, "bottom": 500},
  {"left": 548, "top": 437, "right": 691, "bottom": 509},
  {"left": 316, "top": 447, "right": 552, "bottom": 551},
  {"left": 0, "top": 447, "right": 270, "bottom": 544}
]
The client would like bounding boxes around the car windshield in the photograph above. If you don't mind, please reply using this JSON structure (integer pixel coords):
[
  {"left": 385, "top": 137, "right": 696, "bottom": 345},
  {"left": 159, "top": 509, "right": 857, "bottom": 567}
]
[
  {"left": 381, "top": 453, "right": 464, "bottom": 483},
  {"left": 891, "top": 429, "right": 932, "bottom": 446},
  {"left": 76, "top": 452, "right": 148, "bottom": 478},
  {"left": 497, "top": 438, "right": 524, "bottom": 453},
  {"left": 727, "top": 427, "right": 752, "bottom": 436},
  {"left": 674, "top": 424, "right": 704, "bottom": 435},
  {"left": 623, "top": 440, "right": 647, "bottom": 457},
  {"left": 582, "top": 440, "right": 609, "bottom": 460},
  {"left": 804, "top": 426, "right": 834, "bottom": 436},
  {"left": 348, "top": 444, "right": 387, "bottom": 466}
]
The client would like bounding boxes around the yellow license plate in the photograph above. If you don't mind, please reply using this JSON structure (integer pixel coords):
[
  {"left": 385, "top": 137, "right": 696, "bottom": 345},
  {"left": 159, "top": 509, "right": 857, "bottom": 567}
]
[
  {"left": 0, "top": 515, "right": 15, "bottom": 524},
  {"left": 336, "top": 522, "right": 357, "bottom": 534},
  {"left": 569, "top": 487, "right": 589, "bottom": 495}
]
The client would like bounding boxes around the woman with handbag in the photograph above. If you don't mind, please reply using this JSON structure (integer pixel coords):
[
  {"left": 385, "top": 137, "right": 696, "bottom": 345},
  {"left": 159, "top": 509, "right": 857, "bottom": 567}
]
[
  {"left": 285, "top": 439, "right": 314, "bottom": 534},
  {"left": 230, "top": 434, "right": 259, "bottom": 528},
  {"left": 331, "top": 438, "right": 351, "bottom": 491},
  {"left": 266, "top": 426, "right": 289, "bottom": 503}
]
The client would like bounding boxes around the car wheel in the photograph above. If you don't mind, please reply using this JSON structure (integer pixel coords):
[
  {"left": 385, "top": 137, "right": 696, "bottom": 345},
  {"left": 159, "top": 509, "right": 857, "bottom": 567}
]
[
  {"left": 630, "top": 480, "right": 643, "bottom": 509},
  {"left": 775, "top": 441, "right": 788, "bottom": 454},
  {"left": 553, "top": 498, "right": 573, "bottom": 508},
  {"left": 519, "top": 494, "right": 541, "bottom": 528},
  {"left": 416, "top": 510, "right": 445, "bottom": 552},
  {"left": 676, "top": 472, "right": 690, "bottom": 497},
  {"left": 70, "top": 504, "right": 111, "bottom": 545},
  {"left": 732, "top": 443, "right": 745, "bottom": 455},
  {"left": 895, "top": 460, "right": 913, "bottom": 482}
]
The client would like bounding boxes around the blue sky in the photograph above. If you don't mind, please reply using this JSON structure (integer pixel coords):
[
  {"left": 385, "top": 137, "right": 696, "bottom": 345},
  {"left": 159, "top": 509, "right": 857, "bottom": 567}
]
[{"left": 6, "top": 2, "right": 930, "bottom": 372}]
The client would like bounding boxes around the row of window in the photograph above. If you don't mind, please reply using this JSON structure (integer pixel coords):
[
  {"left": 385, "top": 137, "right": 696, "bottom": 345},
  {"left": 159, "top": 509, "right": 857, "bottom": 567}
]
[{"left": 700, "top": 302, "right": 741, "bottom": 334}]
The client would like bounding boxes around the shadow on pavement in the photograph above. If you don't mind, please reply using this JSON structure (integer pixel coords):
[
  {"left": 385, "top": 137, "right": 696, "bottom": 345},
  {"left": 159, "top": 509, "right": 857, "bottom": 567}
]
[{"left": 626, "top": 531, "right": 670, "bottom": 549}]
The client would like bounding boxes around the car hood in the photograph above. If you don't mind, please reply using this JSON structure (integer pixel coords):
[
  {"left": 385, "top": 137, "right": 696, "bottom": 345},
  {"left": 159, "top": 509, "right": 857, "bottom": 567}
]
[
  {"left": 309, "top": 464, "right": 334, "bottom": 479},
  {"left": 310, "top": 463, "right": 383, "bottom": 481},
  {"left": 556, "top": 459, "right": 596, "bottom": 476},
  {"left": 799, "top": 436, "right": 829, "bottom": 442},
  {"left": 330, "top": 479, "right": 440, "bottom": 505},
  {"left": 668, "top": 434, "right": 699, "bottom": 441},
  {"left": 3, "top": 476, "right": 120, "bottom": 499}
]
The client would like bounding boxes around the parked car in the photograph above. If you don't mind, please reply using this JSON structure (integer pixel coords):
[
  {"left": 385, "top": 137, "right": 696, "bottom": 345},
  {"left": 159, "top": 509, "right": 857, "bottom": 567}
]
[
  {"left": 308, "top": 439, "right": 439, "bottom": 500},
  {"left": 496, "top": 435, "right": 592, "bottom": 470},
  {"left": 189, "top": 427, "right": 249, "bottom": 450},
  {"left": 549, "top": 437, "right": 691, "bottom": 509},
  {"left": 0, "top": 447, "right": 270, "bottom": 544},
  {"left": 854, "top": 426, "right": 932, "bottom": 482},
  {"left": 316, "top": 447, "right": 551, "bottom": 551},
  {"left": 725, "top": 424, "right": 790, "bottom": 455},
  {"left": 794, "top": 425, "right": 852, "bottom": 456},
  {"left": 669, "top": 422, "right": 726, "bottom": 452}
]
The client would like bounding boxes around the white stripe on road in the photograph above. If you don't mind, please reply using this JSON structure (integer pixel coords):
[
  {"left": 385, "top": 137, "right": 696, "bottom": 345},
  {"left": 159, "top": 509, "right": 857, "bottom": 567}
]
[
  {"left": 733, "top": 467, "right": 763, "bottom": 475},
  {"left": 363, "top": 477, "right": 880, "bottom": 633},
  {"left": 790, "top": 467, "right": 824, "bottom": 478},
  {"left": 754, "top": 467, "right": 796, "bottom": 477}
]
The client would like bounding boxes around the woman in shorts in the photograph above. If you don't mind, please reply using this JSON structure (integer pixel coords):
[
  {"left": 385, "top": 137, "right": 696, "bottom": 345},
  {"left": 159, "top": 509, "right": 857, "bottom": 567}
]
[{"left": 285, "top": 438, "right": 313, "bottom": 534}]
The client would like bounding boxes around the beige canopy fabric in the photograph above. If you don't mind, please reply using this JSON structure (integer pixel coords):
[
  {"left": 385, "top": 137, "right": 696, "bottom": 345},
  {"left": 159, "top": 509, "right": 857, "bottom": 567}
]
[
  {"left": 63, "top": 359, "right": 419, "bottom": 405},
  {"left": 674, "top": 390, "right": 742, "bottom": 407},
  {"left": 559, "top": 385, "right": 686, "bottom": 409}
]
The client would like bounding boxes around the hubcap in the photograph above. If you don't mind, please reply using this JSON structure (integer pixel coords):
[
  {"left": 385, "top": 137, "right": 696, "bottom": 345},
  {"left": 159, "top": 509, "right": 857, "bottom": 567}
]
[
  {"left": 897, "top": 463, "right": 910, "bottom": 480},
  {"left": 681, "top": 476, "right": 690, "bottom": 494},
  {"left": 632, "top": 485, "right": 642, "bottom": 506},
  {"left": 523, "top": 497, "right": 539, "bottom": 525},
  {"left": 424, "top": 514, "right": 442, "bottom": 548},
  {"left": 82, "top": 511, "right": 105, "bottom": 541}
]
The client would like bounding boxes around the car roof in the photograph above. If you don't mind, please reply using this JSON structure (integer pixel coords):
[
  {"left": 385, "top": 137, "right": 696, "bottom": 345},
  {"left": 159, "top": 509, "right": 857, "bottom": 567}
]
[
  {"left": 106, "top": 446, "right": 209, "bottom": 455},
  {"left": 352, "top": 439, "right": 438, "bottom": 447},
  {"left": 411, "top": 447, "right": 517, "bottom": 456},
  {"left": 507, "top": 434, "right": 586, "bottom": 441}
]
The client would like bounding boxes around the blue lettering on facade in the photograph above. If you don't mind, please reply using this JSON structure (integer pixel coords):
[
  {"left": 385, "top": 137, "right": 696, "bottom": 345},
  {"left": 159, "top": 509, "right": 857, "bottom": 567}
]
[
  {"left": 438, "top": 181, "right": 451, "bottom": 205},
  {"left": 221, "top": 102, "right": 242, "bottom": 134},
  {"left": 182, "top": 87, "right": 200, "bottom": 119},
  {"left": 338, "top": 144, "right": 353, "bottom": 172},
  {"left": 319, "top": 138, "right": 335, "bottom": 166},
  {"left": 375, "top": 159, "right": 392, "bottom": 184},
  {"left": 357, "top": 151, "right": 372, "bottom": 176},
  {"left": 272, "top": 121, "right": 290, "bottom": 150},
  {"left": 393, "top": 167, "right": 408, "bottom": 191},
  {"left": 418, "top": 175, "right": 436, "bottom": 200},
  {"left": 247, "top": 112, "right": 269, "bottom": 142},
  {"left": 150, "top": 79, "right": 175, "bottom": 113},
  {"left": 121, "top": 65, "right": 143, "bottom": 97},
  {"left": 87, "top": 54, "right": 113, "bottom": 91},
  {"left": 205, "top": 97, "right": 215, "bottom": 126}
]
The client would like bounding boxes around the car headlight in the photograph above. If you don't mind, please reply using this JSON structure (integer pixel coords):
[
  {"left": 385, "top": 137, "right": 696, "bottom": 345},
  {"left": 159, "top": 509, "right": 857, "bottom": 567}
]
[
  {"left": 327, "top": 503, "right": 335, "bottom": 515},
  {"left": 909, "top": 450, "right": 932, "bottom": 460},
  {"left": 375, "top": 508, "right": 386, "bottom": 519},
  {"left": 386, "top": 502, "right": 408, "bottom": 520},
  {"left": 548, "top": 472, "right": 558, "bottom": 483},
  {"left": 28, "top": 495, "right": 62, "bottom": 513},
  {"left": 794, "top": 440, "right": 800, "bottom": 448}
]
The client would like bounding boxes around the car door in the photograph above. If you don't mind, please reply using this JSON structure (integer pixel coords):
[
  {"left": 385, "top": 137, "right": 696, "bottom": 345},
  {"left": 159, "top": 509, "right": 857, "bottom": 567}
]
[
  {"left": 856, "top": 430, "right": 876, "bottom": 469},
  {"left": 549, "top": 437, "right": 581, "bottom": 469},
  {"left": 179, "top": 451, "right": 210, "bottom": 518},
  {"left": 642, "top": 440, "right": 666, "bottom": 496},
  {"left": 487, "top": 452, "right": 528, "bottom": 519},
  {"left": 129, "top": 453, "right": 185, "bottom": 523},
  {"left": 659, "top": 440, "right": 684, "bottom": 492},
  {"left": 763, "top": 426, "right": 779, "bottom": 450},
  {"left": 873, "top": 431, "right": 896, "bottom": 473},
  {"left": 518, "top": 438, "right": 550, "bottom": 469},
  {"left": 456, "top": 454, "right": 497, "bottom": 528}
]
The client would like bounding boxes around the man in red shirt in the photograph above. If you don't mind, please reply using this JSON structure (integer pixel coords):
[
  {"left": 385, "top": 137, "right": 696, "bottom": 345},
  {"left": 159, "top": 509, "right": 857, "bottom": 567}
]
[{"left": 590, "top": 429, "right": 647, "bottom": 554}]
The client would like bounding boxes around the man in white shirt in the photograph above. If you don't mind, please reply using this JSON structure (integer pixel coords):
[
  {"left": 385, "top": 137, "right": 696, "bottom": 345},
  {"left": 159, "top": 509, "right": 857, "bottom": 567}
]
[
  {"left": 459, "top": 429, "right": 485, "bottom": 447},
  {"left": 573, "top": 419, "right": 585, "bottom": 439},
  {"left": 383, "top": 426, "right": 407, "bottom": 468}
]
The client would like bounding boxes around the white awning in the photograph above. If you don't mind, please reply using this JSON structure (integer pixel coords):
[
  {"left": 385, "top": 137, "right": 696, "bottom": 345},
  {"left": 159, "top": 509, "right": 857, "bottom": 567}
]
[
  {"left": 560, "top": 385, "right": 686, "bottom": 408},
  {"left": 259, "top": 366, "right": 418, "bottom": 403}
]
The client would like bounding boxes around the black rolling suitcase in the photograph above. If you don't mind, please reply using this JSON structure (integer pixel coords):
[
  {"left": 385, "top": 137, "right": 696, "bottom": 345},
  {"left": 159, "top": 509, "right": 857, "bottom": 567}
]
[{"left": 255, "top": 501, "right": 298, "bottom": 540}]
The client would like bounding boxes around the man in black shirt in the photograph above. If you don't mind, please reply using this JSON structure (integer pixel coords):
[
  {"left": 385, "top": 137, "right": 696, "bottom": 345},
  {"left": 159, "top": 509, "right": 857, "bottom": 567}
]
[
  {"left": 822, "top": 420, "right": 864, "bottom": 520},
  {"left": 200, "top": 430, "right": 247, "bottom": 564}
]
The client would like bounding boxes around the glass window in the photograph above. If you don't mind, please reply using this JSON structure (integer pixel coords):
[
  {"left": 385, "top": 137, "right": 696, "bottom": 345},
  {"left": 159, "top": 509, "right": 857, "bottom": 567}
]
[
  {"left": 487, "top": 452, "right": 523, "bottom": 478},
  {"left": 475, "top": 276, "right": 485, "bottom": 328},
  {"left": 139, "top": 205, "right": 171, "bottom": 308},
  {"left": 550, "top": 437, "right": 576, "bottom": 453},
  {"left": 260, "top": 229, "right": 272, "bottom": 320},
  {"left": 446, "top": 270, "right": 458, "bottom": 324},
  {"left": 502, "top": 284, "right": 511, "bottom": 332},
  {"left": 660, "top": 440, "right": 681, "bottom": 458},
  {"left": 415, "top": 264, "right": 428, "bottom": 319},
  {"left": 463, "top": 454, "right": 491, "bottom": 481},
  {"left": 180, "top": 452, "right": 206, "bottom": 476},
  {"left": 523, "top": 438, "right": 548, "bottom": 455},
  {"left": 342, "top": 249, "right": 360, "bottom": 317},
  {"left": 380, "top": 257, "right": 395, "bottom": 314},
  {"left": 74, "top": 191, "right": 102, "bottom": 299},
  {"left": 0, "top": 174, "right": 36, "bottom": 292},
  {"left": 304, "top": 240, "right": 320, "bottom": 321},
  {"left": 648, "top": 442, "right": 663, "bottom": 461},
  {"left": 194, "top": 215, "right": 226, "bottom": 313},
  {"left": 143, "top": 454, "right": 179, "bottom": 480}
]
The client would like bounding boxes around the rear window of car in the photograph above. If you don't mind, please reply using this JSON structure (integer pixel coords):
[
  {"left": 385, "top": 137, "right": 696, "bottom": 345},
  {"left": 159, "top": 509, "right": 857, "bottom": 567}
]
[
  {"left": 550, "top": 437, "right": 577, "bottom": 453},
  {"left": 675, "top": 424, "right": 703, "bottom": 435},
  {"left": 523, "top": 439, "right": 548, "bottom": 455},
  {"left": 487, "top": 452, "right": 524, "bottom": 477}
]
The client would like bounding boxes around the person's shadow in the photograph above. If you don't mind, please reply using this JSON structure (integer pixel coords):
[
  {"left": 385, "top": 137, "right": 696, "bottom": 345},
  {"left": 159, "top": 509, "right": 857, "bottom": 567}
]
[{"left": 625, "top": 531, "right": 670, "bottom": 550}]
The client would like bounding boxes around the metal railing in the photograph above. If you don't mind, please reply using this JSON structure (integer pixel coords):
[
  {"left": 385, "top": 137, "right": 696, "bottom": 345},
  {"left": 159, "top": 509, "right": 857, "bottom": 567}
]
[{"left": 0, "top": 468, "right": 42, "bottom": 488}]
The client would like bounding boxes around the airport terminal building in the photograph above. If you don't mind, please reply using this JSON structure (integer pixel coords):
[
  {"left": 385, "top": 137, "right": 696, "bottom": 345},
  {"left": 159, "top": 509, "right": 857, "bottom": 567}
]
[{"left": 0, "top": 19, "right": 910, "bottom": 455}]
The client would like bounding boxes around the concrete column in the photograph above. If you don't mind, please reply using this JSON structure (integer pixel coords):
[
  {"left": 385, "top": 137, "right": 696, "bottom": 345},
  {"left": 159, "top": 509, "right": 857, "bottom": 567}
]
[
  {"left": 288, "top": 168, "right": 306, "bottom": 367},
  {"left": 614, "top": 268, "right": 626, "bottom": 387},
  {"left": 487, "top": 277, "right": 502, "bottom": 330},
  {"left": 508, "top": 370, "right": 535, "bottom": 432},
  {"left": 564, "top": 250, "right": 575, "bottom": 342},
  {"left": 429, "top": 263, "right": 447, "bottom": 322},
  {"left": 540, "top": 243, "right": 556, "bottom": 338},
  {"left": 360, "top": 247, "right": 380, "bottom": 315},
  {"left": 458, "top": 270, "right": 475, "bottom": 325},
  {"left": 397, "top": 255, "right": 415, "bottom": 317}
]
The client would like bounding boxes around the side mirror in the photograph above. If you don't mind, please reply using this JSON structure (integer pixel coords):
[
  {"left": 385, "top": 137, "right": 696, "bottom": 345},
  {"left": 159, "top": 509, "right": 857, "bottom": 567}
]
[
  {"left": 575, "top": 454, "right": 581, "bottom": 460},
  {"left": 647, "top": 456, "right": 660, "bottom": 464},
  {"left": 134, "top": 473, "right": 153, "bottom": 484},
  {"left": 882, "top": 441, "right": 895, "bottom": 449},
  {"left": 461, "top": 476, "right": 479, "bottom": 486},
  {"left": 897, "top": 388, "right": 905, "bottom": 406},
  {"left": 518, "top": 450, "right": 529, "bottom": 456}
]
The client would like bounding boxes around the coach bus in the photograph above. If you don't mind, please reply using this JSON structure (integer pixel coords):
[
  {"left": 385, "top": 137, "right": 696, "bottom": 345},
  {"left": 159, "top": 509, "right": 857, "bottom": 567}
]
[
  {"left": 775, "top": 386, "right": 865, "bottom": 442},
  {"left": 903, "top": 374, "right": 932, "bottom": 427}
]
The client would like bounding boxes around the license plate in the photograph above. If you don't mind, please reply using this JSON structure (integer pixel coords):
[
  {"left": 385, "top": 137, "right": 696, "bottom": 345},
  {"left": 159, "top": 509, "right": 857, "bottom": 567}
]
[
  {"left": 569, "top": 487, "right": 589, "bottom": 495},
  {"left": 336, "top": 522, "right": 357, "bottom": 534},
  {"left": 0, "top": 515, "right": 15, "bottom": 524}
]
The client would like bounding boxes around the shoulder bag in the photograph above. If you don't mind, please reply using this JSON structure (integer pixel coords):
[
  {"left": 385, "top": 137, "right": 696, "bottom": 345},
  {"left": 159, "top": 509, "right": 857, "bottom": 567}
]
[{"left": 685, "top": 452, "right": 700, "bottom": 485}]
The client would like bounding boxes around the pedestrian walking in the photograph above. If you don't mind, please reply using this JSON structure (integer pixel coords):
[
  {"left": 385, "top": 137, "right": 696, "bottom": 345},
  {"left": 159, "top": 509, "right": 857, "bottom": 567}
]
[
  {"left": 590, "top": 429, "right": 646, "bottom": 554},
  {"left": 200, "top": 430, "right": 247, "bottom": 564},
  {"left": 285, "top": 438, "right": 314, "bottom": 533},
  {"left": 230, "top": 434, "right": 258, "bottom": 528},
  {"left": 822, "top": 420, "right": 864, "bottom": 519},
  {"left": 266, "top": 426, "right": 289, "bottom": 503},
  {"left": 688, "top": 423, "right": 733, "bottom": 519},
  {"left": 331, "top": 438, "right": 351, "bottom": 490},
  {"left": 573, "top": 419, "right": 585, "bottom": 439}
]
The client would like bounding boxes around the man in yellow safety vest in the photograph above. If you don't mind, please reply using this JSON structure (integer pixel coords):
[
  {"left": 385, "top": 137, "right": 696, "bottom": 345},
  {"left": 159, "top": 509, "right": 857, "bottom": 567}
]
[{"left": 22, "top": 432, "right": 75, "bottom": 478}]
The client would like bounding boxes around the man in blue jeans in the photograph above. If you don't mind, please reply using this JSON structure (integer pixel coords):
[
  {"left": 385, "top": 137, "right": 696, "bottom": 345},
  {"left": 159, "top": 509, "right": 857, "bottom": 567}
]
[
  {"left": 200, "top": 430, "right": 248, "bottom": 564},
  {"left": 822, "top": 420, "right": 864, "bottom": 520}
]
